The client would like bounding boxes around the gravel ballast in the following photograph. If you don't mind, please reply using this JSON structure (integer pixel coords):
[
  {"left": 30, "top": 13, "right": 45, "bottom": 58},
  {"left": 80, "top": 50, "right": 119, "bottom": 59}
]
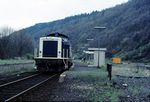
[
  {"left": 46, "top": 63, "right": 119, "bottom": 101},
  {"left": 47, "top": 63, "right": 150, "bottom": 102},
  {"left": 13, "top": 62, "right": 150, "bottom": 101}
]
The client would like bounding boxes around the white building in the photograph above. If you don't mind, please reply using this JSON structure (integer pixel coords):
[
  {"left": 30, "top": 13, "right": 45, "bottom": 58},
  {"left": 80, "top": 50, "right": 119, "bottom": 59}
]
[{"left": 88, "top": 48, "right": 107, "bottom": 67}]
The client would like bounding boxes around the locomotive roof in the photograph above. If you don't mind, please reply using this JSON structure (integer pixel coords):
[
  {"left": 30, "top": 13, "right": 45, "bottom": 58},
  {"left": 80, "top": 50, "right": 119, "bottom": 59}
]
[{"left": 47, "top": 32, "right": 69, "bottom": 39}]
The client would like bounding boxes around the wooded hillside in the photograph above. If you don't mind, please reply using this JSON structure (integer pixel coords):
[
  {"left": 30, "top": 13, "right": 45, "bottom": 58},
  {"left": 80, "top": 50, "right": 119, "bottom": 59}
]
[{"left": 20, "top": 0, "right": 150, "bottom": 62}]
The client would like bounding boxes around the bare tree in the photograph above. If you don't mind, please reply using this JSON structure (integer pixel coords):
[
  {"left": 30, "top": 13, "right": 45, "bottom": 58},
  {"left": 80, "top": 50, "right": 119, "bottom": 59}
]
[
  {"left": 0, "top": 26, "right": 14, "bottom": 59},
  {"left": 0, "top": 26, "right": 14, "bottom": 37},
  {"left": 14, "top": 30, "right": 34, "bottom": 57},
  {"left": 0, "top": 26, "right": 34, "bottom": 59}
]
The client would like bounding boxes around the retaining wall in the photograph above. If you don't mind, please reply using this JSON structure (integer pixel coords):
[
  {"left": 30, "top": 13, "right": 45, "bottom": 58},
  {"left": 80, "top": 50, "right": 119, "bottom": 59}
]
[{"left": 0, "top": 62, "right": 35, "bottom": 74}]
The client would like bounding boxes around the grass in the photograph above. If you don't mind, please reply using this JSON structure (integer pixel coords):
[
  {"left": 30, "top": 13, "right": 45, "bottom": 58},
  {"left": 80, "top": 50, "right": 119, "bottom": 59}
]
[
  {"left": 92, "top": 88, "right": 120, "bottom": 102},
  {"left": 86, "top": 82, "right": 120, "bottom": 102},
  {"left": 68, "top": 61, "right": 150, "bottom": 101},
  {"left": 112, "top": 63, "right": 150, "bottom": 77},
  {"left": 88, "top": 69, "right": 120, "bottom": 102},
  {"left": 111, "top": 62, "right": 150, "bottom": 101},
  {"left": 0, "top": 59, "right": 34, "bottom": 65},
  {"left": 125, "top": 78, "right": 150, "bottom": 96},
  {"left": 68, "top": 66, "right": 121, "bottom": 102}
]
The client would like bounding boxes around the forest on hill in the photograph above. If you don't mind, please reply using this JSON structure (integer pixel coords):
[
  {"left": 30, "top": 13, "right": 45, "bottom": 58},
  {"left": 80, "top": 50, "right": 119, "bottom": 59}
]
[{"left": 1, "top": 0, "right": 150, "bottom": 62}]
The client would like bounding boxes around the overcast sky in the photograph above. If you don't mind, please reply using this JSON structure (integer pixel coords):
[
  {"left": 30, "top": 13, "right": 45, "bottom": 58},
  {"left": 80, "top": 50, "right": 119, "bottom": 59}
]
[{"left": 0, "top": 0, "right": 128, "bottom": 30}]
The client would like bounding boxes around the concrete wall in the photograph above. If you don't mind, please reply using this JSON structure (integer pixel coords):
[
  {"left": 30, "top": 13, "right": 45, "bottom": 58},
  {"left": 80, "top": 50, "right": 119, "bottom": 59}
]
[
  {"left": 94, "top": 51, "right": 105, "bottom": 67},
  {"left": 0, "top": 62, "right": 35, "bottom": 74}
]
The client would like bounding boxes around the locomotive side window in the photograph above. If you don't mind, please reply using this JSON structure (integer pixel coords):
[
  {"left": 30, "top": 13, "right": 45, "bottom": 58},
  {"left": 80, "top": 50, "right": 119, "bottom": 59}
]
[
  {"left": 62, "top": 42, "right": 70, "bottom": 58},
  {"left": 43, "top": 41, "right": 58, "bottom": 57}
]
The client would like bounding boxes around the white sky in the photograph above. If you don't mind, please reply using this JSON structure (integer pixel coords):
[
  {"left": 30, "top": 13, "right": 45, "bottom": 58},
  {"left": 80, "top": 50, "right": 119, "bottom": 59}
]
[{"left": 0, "top": 0, "right": 128, "bottom": 30}]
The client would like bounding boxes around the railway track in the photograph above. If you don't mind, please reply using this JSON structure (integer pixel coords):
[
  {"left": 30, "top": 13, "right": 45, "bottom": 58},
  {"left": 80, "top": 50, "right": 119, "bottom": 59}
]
[{"left": 0, "top": 73, "right": 58, "bottom": 102}]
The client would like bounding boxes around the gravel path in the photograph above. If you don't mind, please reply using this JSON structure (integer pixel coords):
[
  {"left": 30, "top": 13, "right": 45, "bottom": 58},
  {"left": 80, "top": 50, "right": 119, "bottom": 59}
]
[{"left": 50, "top": 64, "right": 98, "bottom": 101}]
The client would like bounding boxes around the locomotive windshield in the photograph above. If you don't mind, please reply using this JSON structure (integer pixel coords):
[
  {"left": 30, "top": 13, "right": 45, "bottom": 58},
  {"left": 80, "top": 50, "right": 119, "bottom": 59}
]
[{"left": 43, "top": 41, "right": 58, "bottom": 57}]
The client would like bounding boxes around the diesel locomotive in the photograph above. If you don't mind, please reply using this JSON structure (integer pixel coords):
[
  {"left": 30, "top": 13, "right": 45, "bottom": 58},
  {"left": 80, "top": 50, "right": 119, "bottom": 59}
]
[{"left": 34, "top": 32, "right": 73, "bottom": 72}]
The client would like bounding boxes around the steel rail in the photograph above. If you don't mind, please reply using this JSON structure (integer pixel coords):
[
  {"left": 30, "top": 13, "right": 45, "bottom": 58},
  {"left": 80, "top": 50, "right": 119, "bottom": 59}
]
[
  {"left": 0, "top": 73, "right": 40, "bottom": 88},
  {"left": 5, "top": 74, "right": 57, "bottom": 102}
]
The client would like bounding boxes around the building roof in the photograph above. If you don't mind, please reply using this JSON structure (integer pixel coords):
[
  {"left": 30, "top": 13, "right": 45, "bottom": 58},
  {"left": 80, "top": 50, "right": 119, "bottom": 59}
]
[
  {"left": 47, "top": 32, "right": 69, "bottom": 39},
  {"left": 88, "top": 48, "right": 107, "bottom": 51}
]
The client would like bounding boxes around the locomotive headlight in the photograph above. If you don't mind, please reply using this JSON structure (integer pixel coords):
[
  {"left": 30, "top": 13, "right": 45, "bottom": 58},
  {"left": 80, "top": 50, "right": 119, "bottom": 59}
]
[{"left": 34, "top": 66, "right": 37, "bottom": 69}]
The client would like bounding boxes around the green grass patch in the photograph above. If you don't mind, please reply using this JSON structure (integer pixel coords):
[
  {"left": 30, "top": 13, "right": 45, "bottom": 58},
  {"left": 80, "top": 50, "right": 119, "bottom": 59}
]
[
  {"left": 0, "top": 59, "right": 34, "bottom": 65},
  {"left": 90, "top": 87, "right": 120, "bottom": 102},
  {"left": 128, "top": 83, "right": 149, "bottom": 96},
  {"left": 68, "top": 66, "right": 120, "bottom": 101},
  {"left": 112, "top": 63, "right": 150, "bottom": 77}
]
